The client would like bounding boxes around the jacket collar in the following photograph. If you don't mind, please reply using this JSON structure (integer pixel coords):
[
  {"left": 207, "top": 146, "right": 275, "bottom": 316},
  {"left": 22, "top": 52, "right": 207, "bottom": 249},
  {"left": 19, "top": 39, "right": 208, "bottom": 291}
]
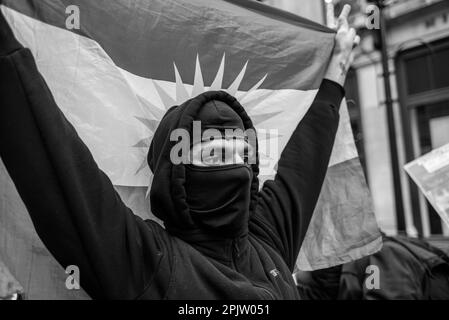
[{"left": 170, "top": 227, "right": 250, "bottom": 267}]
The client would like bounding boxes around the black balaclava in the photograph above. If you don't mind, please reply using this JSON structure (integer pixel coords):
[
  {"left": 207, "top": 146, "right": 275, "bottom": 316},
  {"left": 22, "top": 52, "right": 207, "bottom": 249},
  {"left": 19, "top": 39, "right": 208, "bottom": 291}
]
[
  {"left": 148, "top": 91, "right": 260, "bottom": 244},
  {"left": 185, "top": 100, "right": 252, "bottom": 237}
]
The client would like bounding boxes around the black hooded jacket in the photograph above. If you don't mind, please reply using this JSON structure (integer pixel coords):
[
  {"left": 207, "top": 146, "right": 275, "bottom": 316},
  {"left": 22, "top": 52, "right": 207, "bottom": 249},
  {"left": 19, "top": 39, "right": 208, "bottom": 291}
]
[{"left": 0, "top": 13, "right": 344, "bottom": 299}]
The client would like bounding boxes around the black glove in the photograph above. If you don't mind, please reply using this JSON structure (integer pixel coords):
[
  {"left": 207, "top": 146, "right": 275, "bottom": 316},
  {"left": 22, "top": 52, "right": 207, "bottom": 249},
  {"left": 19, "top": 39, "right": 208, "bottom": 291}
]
[{"left": 0, "top": 8, "right": 23, "bottom": 56}]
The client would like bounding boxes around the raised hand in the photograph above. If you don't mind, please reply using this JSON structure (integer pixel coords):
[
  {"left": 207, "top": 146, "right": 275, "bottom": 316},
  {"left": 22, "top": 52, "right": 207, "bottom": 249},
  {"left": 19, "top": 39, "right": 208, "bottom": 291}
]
[{"left": 324, "top": 4, "right": 360, "bottom": 87}]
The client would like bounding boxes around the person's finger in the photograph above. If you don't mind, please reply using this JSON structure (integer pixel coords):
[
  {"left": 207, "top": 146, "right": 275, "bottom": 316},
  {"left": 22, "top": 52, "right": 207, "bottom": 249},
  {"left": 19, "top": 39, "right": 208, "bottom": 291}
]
[
  {"left": 337, "top": 4, "right": 351, "bottom": 29},
  {"left": 339, "top": 4, "right": 352, "bottom": 21},
  {"left": 326, "top": 1, "right": 336, "bottom": 29},
  {"left": 353, "top": 35, "right": 361, "bottom": 47},
  {"left": 348, "top": 28, "right": 356, "bottom": 39}
]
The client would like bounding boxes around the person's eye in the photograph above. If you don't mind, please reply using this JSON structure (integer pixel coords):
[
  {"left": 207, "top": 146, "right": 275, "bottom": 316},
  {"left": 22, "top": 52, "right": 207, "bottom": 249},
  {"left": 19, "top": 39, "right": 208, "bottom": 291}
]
[
  {"left": 202, "top": 149, "right": 224, "bottom": 165},
  {"left": 204, "top": 156, "right": 220, "bottom": 165}
]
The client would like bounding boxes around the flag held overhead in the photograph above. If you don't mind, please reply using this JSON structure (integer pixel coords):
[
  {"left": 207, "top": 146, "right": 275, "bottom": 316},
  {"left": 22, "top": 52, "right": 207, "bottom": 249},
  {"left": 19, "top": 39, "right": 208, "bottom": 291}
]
[{"left": 0, "top": 0, "right": 381, "bottom": 298}]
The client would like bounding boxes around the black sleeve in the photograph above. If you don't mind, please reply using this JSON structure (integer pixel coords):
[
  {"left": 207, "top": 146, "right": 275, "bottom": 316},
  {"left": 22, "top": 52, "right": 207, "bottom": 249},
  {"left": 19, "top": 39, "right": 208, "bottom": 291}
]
[
  {"left": 250, "top": 78, "right": 345, "bottom": 270},
  {"left": 295, "top": 265, "right": 343, "bottom": 300},
  {"left": 0, "top": 13, "right": 162, "bottom": 299}
]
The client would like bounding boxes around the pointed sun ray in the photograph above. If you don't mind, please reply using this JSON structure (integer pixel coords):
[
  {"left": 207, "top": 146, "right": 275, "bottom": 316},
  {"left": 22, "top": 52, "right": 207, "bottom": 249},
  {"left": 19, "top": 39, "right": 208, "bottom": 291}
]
[
  {"left": 132, "top": 137, "right": 153, "bottom": 148},
  {"left": 227, "top": 60, "right": 248, "bottom": 96},
  {"left": 249, "top": 111, "right": 283, "bottom": 126},
  {"left": 174, "top": 62, "right": 191, "bottom": 104},
  {"left": 135, "top": 117, "right": 159, "bottom": 132},
  {"left": 133, "top": 54, "right": 280, "bottom": 178},
  {"left": 136, "top": 95, "right": 165, "bottom": 120},
  {"left": 135, "top": 157, "right": 149, "bottom": 175},
  {"left": 210, "top": 53, "right": 226, "bottom": 90},
  {"left": 192, "top": 54, "right": 205, "bottom": 97},
  {"left": 152, "top": 79, "right": 177, "bottom": 109},
  {"left": 238, "top": 74, "right": 268, "bottom": 101}
]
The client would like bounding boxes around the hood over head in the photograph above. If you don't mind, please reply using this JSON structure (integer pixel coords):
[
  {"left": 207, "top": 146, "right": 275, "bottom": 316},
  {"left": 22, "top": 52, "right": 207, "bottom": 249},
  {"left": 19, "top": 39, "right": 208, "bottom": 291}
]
[{"left": 147, "top": 91, "right": 260, "bottom": 244}]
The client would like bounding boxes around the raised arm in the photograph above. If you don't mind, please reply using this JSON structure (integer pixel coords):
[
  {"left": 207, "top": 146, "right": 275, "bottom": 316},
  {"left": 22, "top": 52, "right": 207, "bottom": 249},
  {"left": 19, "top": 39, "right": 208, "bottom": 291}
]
[
  {"left": 0, "top": 12, "right": 162, "bottom": 299},
  {"left": 250, "top": 5, "right": 359, "bottom": 270}
]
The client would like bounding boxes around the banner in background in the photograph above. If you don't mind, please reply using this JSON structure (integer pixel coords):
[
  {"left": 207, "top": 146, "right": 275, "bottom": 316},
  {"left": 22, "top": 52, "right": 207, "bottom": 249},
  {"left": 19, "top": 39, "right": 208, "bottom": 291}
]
[{"left": 405, "top": 143, "right": 449, "bottom": 229}]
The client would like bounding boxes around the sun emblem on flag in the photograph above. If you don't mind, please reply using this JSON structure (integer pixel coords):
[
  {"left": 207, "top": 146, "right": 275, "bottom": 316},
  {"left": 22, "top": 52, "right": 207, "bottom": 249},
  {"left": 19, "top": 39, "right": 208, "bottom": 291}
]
[{"left": 133, "top": 53, "right": 283, "bottom": 174}]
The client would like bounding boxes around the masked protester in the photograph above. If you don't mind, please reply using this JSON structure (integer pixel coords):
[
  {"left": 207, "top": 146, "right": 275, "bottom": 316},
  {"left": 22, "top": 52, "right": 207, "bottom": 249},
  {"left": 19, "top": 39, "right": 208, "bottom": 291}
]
[{"left": 0, "top": 6, "right": 358, "bottom": 299}]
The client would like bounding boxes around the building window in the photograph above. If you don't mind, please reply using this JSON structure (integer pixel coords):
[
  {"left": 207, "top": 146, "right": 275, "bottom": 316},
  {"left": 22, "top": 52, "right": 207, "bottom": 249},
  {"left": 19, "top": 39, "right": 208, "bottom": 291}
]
[
  {"left": 397, "top": 37, "right": 449, "bottom": 235},
  {"left": 416, "top": 100, "right": 449, "bottom": 234},
  {"left": 403, "top": 41, "right": 449, "bottom": 95}
]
